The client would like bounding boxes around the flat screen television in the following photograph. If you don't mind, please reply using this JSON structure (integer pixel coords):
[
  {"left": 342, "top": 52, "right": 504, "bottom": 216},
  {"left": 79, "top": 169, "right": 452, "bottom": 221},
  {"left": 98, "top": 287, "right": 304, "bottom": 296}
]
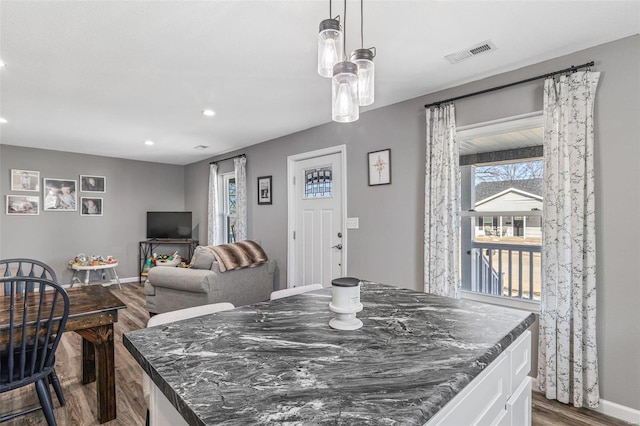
[{"left": 146, "top": 211, "right": 192, "bottom": 239}]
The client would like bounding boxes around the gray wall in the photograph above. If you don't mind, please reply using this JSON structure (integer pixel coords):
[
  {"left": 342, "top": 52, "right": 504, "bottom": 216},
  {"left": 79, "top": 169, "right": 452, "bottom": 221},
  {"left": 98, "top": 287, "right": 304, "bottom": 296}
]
[
  {"left": 186, "top": 36, "right": 640, "bottom": 410},
  {"left": 0, "top": 145, "right": 186, "bottom": 282}
]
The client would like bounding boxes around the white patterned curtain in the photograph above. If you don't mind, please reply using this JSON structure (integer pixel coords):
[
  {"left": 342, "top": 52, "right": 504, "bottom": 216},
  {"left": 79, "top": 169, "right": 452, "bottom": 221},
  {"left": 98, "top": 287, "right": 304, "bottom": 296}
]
[
  {"left": 207, "top": 163, "right": 220, "bottom": 246},
  {"left": 538, "top": 71, "right": 600, "bottom": 408},
  {"left": 234, "top": 156, "right": 247, "bottom": 241},
  {"left": 424, "top": 103, "right": 460, "bottom": 298}
]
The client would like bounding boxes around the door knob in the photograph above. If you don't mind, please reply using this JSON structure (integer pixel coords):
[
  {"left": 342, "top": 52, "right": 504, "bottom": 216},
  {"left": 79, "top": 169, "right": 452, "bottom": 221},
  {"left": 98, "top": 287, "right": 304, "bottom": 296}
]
[{"left": 331, "top": 244, "right": 343, "bottom": 250}]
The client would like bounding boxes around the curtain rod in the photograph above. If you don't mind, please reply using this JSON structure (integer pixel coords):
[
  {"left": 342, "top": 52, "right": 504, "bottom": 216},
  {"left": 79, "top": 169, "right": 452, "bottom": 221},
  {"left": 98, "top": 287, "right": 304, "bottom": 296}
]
[
  {"left": 424, "top": 61, "right": 594, "bottom": 109},
  {"left": 209, "top": 153, "right": 246, "bottom": 165}
]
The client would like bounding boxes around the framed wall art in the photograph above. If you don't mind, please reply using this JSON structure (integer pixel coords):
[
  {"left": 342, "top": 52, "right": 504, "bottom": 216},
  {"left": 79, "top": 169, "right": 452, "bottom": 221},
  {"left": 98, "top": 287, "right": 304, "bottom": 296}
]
[
  {"left": 81, "top": 197, "right": 103, "bottom": 216},
  {"left": 257, "top": 176, "right": 272, "bottom": 205},
  {"left": 80, "top": 175, "right": 106, "bottom": 193},
  {"left": 368, "top": 149, "right": 391, "bottom": 186},
  {"left": 6, "top": 195, "right": 40, "bottom": 215},
  {"left": 43, "top": 178, "right": 77, "bottom": 211},
  {"left": 11, "top": 169, "right": 40, "bottom": 192}
]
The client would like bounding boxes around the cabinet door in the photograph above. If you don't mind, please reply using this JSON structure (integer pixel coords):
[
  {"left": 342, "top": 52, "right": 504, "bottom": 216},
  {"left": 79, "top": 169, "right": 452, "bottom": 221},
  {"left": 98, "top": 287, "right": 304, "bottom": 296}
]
[
  {"left": 428, "top": 353, "right": 510, "bottom": 425},
  {"left": 507, "top": 377, "right": 532, "bottom": 426},
  {"left": 509, "top": 331, "right": 531, "bottom": 395}
]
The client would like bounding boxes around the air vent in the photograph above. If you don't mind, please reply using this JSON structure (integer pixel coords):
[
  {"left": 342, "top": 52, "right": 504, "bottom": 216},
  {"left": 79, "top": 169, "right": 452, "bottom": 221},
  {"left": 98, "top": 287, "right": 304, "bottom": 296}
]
[
  {"left": 193, "top": 145, "right": 209, "bottom": 150},
  {"left": 445, "top": 40, "right": 497, "bottom": 64}
]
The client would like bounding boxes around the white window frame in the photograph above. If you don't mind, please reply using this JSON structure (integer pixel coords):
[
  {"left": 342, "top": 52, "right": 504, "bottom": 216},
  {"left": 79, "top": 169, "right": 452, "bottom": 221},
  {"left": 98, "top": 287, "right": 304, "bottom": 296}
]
[
  {"left": 457, "top": 112, "right": 544, "bottom": 311},
  {"left": 219, "top": 172, "right": 237, "bottom": 244}
]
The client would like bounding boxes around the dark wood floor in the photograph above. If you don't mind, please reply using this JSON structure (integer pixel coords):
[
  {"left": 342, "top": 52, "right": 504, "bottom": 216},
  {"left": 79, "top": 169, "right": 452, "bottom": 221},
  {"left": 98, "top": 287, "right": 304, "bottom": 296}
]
[{"left": 0, "top": 283, "right": 631, "bottom": 425}]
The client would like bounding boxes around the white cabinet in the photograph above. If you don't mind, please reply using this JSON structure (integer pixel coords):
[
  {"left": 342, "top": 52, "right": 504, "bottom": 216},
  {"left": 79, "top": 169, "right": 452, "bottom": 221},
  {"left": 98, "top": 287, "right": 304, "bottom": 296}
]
[
  {"left": 149, "top": 382, "right": 189, "bottom": 426},
  {"left": 428, "top": 331, "right": 532, "bottom": 426}
]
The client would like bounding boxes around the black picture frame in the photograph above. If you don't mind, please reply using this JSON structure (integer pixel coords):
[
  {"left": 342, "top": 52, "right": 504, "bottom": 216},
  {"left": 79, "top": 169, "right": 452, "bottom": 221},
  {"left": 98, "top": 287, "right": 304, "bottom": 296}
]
[
  {"left": 257, "top": 176, "right": 272, "bottom": 205},
  {"left": 367, "top": 148, "right": 392, "bottom": 186}
]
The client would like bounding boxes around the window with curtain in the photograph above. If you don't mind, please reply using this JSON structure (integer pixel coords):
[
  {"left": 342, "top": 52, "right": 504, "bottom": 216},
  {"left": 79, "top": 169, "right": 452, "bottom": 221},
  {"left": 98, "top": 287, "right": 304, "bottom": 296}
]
[{"left": 456, "top": 113, "right": 544, "bottom": 309}]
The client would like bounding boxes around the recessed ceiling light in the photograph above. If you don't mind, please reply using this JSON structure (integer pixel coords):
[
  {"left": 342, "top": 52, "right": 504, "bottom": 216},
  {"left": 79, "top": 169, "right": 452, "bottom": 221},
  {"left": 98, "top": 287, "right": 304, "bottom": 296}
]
[
  {"left": 0, "top": 60, "right": 5, "bottom": 68},
  {"left": 202, "top": 109, "right": 215, "bottom": 117},
  {"left": 144, "top": 140, "right": 154, "bottom": 146},
  {"left": 0, "top": 117, "right": 7, "bottom": 124}
]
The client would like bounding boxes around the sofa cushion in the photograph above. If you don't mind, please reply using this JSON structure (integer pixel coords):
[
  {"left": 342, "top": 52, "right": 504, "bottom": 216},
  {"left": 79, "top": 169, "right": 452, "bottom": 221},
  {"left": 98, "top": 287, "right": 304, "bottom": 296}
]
[
  {"left": 147, "top": 267, "right": 213, "bottom": 294},
  {"left": 189, "top": 246, "right": 215, "bottom": 270}
]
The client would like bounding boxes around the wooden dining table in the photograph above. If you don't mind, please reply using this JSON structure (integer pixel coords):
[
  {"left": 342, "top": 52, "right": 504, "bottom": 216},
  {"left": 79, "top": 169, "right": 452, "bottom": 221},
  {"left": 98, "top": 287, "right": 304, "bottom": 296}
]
[{"left": 0, "top": 285, "right": 127, "bottom": 424}]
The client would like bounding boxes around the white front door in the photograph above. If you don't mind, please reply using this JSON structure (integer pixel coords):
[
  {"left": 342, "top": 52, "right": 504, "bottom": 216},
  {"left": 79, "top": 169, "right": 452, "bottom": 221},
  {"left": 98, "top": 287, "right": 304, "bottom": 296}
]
[{"left": 288, "top": 147, "right": 346, "bottom": 288}]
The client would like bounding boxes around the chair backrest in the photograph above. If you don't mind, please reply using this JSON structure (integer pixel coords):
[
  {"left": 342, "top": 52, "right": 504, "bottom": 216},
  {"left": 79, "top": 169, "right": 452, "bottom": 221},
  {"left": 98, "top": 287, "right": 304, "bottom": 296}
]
[
  {"left": 147, "top": 302, "right": 235, "bottom": 327},
  {"left": 270, "top": 283, "right": 323, "bottom": 300},
  {"left": 0, "top": 258, "right": 57, "bottom": 295},
  {"left": 0, "top": 277, "right": 70, "bottom": 393}
]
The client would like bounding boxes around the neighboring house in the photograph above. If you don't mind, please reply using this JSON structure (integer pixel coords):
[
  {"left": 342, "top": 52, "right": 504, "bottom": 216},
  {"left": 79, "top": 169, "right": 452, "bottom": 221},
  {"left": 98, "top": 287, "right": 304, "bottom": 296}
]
[{"left": 474, "top": 187, "right": 543, "bottom": 238}]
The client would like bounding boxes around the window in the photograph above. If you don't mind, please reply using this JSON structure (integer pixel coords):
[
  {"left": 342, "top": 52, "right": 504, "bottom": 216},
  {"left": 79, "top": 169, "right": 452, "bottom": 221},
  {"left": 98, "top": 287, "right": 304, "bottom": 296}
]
[
  {"left": 457, "top": 113, "right": 544, "bottom": 309},
  {"left": 304, "top": 167, "right": 333, "bottom": 198},
  {"left": 222, "top": 173, "right": 236, "bottom": 243}
]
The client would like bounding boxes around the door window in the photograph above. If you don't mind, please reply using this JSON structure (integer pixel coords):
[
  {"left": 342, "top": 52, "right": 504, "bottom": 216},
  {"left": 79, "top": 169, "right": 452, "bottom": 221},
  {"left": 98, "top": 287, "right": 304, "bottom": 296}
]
[{"left": 304, "top": 167, "right": 333, "bottom": 198}]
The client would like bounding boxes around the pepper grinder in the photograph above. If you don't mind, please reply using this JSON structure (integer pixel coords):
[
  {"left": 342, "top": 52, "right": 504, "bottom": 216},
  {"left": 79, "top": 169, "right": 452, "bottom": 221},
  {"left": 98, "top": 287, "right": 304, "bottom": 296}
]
[{"left": 329, "top": 277, "right": 363, "bottom": 330}]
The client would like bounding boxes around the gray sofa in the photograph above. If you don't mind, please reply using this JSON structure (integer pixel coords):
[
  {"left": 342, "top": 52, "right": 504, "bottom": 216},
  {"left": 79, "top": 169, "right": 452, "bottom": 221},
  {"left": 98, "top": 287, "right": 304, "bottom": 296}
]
[{"left": 144, "top": 246, "right": 276, "bottom": 314}]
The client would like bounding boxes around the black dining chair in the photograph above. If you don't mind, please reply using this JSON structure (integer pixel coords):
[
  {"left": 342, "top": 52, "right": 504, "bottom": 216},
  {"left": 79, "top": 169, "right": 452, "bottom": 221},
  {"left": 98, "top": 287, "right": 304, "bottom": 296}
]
[
  {"left": 0, "top": 259, "right": 67, "bottom": 407},
  {"left": 0, "top": 276, "right": 69, "bottom": 425}
]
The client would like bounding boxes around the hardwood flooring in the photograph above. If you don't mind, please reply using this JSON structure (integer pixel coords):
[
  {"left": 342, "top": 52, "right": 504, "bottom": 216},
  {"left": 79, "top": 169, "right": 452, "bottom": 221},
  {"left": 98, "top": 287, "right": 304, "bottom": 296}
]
[{"left": 0, "top": 283, "right": 632, "bottom": 425}]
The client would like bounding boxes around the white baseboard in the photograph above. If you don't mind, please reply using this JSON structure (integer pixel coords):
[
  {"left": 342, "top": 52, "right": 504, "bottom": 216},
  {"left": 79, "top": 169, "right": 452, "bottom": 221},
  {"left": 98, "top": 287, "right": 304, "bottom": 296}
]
[
  {"left": 594, "top": 399, "right": 640, "bottom": 425},
  {"left": 532, "top": 378, "right": 640, "bottom": 425}
]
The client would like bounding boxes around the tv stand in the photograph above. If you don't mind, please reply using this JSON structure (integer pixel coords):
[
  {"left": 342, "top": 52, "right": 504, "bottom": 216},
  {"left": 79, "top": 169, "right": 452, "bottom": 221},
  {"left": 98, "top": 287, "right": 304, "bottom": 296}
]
[{"left": 138, "top": 239, "right": 198, "bottom": 283}]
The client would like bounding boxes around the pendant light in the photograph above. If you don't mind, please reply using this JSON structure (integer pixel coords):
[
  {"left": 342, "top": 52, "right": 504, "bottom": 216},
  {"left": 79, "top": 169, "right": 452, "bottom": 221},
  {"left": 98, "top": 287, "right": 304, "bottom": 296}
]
[
  {"left": 350, "top": 0, "right": 375, "bottom": 106},
  {"left": 332, "top": 62, "right": 359, "bottom": 122},
  {"left": 317, "top": 1, "right": 342, "bottom": 78},
  {"left": 332, "top": 0, "right": 359, "bottom": 123}
]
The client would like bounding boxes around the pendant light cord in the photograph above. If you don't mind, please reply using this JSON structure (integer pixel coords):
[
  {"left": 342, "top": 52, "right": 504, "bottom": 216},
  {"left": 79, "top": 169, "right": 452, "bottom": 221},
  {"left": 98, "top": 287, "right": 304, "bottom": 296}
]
[
  {"left": 343, "top": 0, "right": 347, "bottom": 61},
  {"left": 329, "top": 0, "right": 332, "bottom": 18},
  {"left": 360, "top": 0, "right": 364, "bottom": 48}
]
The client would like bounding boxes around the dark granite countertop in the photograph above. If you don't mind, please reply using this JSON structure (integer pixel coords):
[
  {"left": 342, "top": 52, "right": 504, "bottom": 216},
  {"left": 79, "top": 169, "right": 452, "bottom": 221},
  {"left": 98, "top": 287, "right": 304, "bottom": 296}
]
[{"left": 124, "top": 283, "right": 536, "bottom": 425}]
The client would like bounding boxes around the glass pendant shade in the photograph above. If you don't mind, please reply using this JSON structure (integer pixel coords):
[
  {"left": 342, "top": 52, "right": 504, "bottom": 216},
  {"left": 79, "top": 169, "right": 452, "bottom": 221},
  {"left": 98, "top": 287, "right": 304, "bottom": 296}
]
[
  {"left": 317, "top": 19, "right": 343, "bottom": 78},
  {"left": 351, "top": 48, "right": 375, "bottom": 106},
  {"left": 332, "top": 61, "right": 359, "bottom": 123}
]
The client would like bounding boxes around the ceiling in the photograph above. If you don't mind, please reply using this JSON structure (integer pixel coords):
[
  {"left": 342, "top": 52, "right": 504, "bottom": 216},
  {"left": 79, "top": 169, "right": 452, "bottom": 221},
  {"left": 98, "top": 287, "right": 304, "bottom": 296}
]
[{"left": 0, "top": 1, "right": 638, "bottom": 166}]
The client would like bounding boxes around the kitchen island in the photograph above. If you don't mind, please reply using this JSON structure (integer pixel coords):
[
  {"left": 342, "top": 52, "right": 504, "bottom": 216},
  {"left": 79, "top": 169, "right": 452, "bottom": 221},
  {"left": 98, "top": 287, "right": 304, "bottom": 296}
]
[{"left": 124, "top": 282, "right": 536, "bottom": 425}]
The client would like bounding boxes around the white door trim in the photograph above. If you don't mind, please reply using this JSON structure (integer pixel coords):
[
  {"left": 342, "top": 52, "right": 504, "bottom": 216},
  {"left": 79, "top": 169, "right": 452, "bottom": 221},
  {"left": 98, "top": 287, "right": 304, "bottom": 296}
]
[{"left": 287, "top": 145, "right": 347, "bottom": 289}]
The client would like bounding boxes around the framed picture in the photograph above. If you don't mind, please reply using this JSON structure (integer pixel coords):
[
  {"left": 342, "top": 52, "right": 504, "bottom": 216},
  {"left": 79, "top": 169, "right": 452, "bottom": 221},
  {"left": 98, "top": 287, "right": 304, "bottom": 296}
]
[
  {"left": 80, "top": 175, "right": 106, "bottom": 193},
  {"left": 368, "top": 149, "right": 392, "bottom": 186},
  {"left": 81, "top": 197, "right": 103, "bottom": 216},
  {"left": 10, "top": 169, "right": 40, "bottom": 192},
  {"left": 43, "top": 178, "right": 77, "bottom": 211},
  {"left": 257, "top": 176, "right": 272, "bottom": 205},
  {"left": 6, "top": 195, "right": 39, "bottom": 215}
]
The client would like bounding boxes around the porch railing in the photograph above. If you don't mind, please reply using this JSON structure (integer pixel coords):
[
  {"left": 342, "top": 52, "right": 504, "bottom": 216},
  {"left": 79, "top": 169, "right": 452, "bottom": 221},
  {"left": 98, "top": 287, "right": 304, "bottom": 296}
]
[{"left": 469, "top": 242, "right": 542, "bottom": 300}]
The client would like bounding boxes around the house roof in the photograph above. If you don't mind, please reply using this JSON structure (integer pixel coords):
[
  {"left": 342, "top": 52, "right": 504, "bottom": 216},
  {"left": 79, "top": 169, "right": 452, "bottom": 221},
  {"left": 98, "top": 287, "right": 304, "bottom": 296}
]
[
  {"left": 475, "top": 187, "right": 543, "bottom": 212},
  {"left": 475, "top": 178, "right": 543, "bottom": 202}
]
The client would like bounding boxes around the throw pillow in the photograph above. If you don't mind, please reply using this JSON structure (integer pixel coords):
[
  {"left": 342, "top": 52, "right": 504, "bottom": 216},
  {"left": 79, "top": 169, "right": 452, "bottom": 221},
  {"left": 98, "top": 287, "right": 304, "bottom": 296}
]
[{"left": 189, "top": 246, "right": 215, "bottom": 270}]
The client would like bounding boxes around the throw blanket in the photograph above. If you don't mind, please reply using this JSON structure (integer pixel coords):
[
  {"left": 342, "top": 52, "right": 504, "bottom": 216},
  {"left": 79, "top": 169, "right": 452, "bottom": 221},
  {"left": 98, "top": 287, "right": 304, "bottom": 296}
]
[{"left": 209, "top": 240, "right": 268, "bottom": 272}]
